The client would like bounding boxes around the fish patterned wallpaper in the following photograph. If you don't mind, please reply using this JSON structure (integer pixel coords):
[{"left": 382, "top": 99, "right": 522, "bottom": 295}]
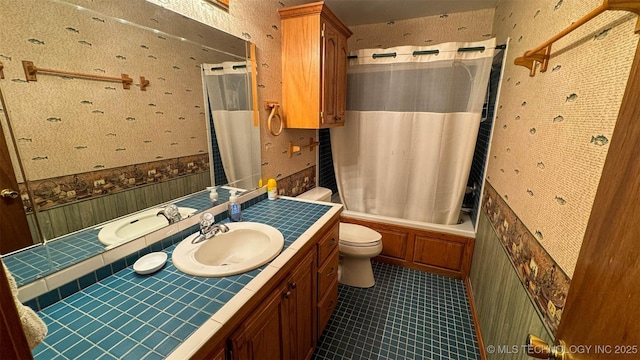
[
  {"left": 487, "top": 0, "right": 638, "bottom": 279},
  {"left": 347, "top": 8, "right": 495, "bottom": 51},
  {"left": 0, "top": 0, "right": 237, "bottom": 182},
  {"left": 145, "top": 0, "right": 321, "bottom": 185}
]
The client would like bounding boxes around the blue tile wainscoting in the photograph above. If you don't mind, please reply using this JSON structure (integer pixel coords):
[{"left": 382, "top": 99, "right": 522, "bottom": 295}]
[{"left": 30, "top": 198, "right": 332, "bottom": 359}]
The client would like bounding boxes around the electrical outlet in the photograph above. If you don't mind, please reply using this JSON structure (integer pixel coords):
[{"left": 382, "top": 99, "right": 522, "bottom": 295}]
[
  {"left": 148, "top": 169, "right": 156, "bottom": 176},
  {"left": 93, "top": 179, "right": 105, "bottom": 187},
  {"left": 187, "top": 162, "right": 194, "bottom": 168}
]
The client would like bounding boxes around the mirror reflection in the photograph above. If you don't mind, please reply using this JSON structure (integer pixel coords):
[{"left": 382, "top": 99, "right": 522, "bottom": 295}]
[
  {"left": 0, "top": 0, "right": 261, "bottom": 282},
  {"left": 202, "top": 61, "right": 261, "bottom": 191}
]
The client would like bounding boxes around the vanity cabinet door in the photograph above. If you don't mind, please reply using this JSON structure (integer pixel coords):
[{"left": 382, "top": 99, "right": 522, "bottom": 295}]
[
  {"left": 229, "top": 282, "right": 290, "bottom": 360},
  {"left": 229, "top": 250, "right": 316, "bottom": 360},
  {"left": 287, "top": 251, "right": 317, "bottom": 360}
]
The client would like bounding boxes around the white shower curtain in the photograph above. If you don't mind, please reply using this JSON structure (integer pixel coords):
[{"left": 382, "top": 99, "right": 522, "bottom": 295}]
[
  {"left": 331, "top": 39, "right": 495, "bottom": 225},
  {"left": 203, "top": 62, "right": 260, "bottom": 190}
]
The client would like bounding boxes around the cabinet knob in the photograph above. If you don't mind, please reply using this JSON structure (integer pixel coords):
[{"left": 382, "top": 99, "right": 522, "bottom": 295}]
[
  {"left": 284, "top": 291, "right": 291, "bottom": 299},
  {"left": 327, "top": 300, "right": 334, "bottom": 309},
  {"left": 289, "top": 282, "right": 297, "bottom": 289},
  {"left": 327, "top": 267, "right": 335, "bottom": 277},
  {"left": 328, "top": 238, "right": 336, "bottom": 247}
]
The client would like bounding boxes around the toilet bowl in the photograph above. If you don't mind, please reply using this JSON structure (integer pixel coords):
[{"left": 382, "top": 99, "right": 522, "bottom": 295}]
[{"left": 297, "top": 187, "right": 383, "bottom": 288}]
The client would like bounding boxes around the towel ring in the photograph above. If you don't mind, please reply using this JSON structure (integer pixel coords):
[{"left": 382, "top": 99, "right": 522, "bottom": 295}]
[{"left": 267, "top": 103, "right": 283, "bottom": 136}]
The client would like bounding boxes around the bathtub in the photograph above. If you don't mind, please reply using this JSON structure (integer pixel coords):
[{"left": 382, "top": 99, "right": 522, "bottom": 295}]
[
  {"left": 340, "top": 209, "right": 475, "bottom": 238},
  {"left": 295, "top": 187, "right": 476, "bottom": 277}
]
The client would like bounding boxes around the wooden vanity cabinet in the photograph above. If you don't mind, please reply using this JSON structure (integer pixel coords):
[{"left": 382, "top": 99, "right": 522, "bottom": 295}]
[
  {"left": 286, "top": 250, "right": 317, "bottom": 360},
  {"left": 229, "top": 251, "right": 317, "bottom": 360},
  {"left": 195, "top": 215, "right": 341, "bottom": 360},
  {"left": 316, "top": 222, "right": 340, "bottom": 338},
  {"left": 279, "top": 2, "right": 352, "bottom": 129}
]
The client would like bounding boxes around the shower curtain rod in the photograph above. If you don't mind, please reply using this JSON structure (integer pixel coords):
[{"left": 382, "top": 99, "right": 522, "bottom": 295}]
[
  {"left": 209, "top": 64, "right": 247, "bottom": 71},
  {"left": 347, "top": 43, "right": 506, "bottom": 59}
]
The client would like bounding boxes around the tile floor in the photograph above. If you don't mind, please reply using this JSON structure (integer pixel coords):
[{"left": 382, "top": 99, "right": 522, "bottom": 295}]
[{"left": 313, "top": 262, "right": 481, "bottom": 360}]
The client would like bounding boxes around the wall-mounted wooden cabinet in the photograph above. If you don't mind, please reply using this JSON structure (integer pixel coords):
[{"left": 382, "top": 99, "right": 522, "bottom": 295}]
[{"left": 279, "top": 2, "right": 352, "bottom": 129}]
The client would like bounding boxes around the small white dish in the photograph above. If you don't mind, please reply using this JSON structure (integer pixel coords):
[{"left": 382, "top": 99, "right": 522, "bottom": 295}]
[{"left": 133, "top": 252, "right": 168, "bottom": 275}]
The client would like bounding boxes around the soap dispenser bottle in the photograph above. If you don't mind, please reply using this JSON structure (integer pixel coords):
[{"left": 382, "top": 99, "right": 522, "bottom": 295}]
[
  {"left": 228, "top": 190, "right": 242, "bottom": 222},
  {"left": 207, "top": 186, "right": 218, "bottom": 204}
]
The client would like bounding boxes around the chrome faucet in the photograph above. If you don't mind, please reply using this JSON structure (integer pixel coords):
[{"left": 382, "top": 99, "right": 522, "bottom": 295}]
[
  {"left": 157, "top": 204, "right": 182, "bottom": 224},
  {"left": 192, "top": 212, "right": 229, "bottom": 244}
]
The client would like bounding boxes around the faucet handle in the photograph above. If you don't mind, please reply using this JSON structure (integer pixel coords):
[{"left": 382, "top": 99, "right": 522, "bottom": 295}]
[
  {"left": 217, "top": 223, "right": 230, "bottom": 233},
  {"left": 164, "top": 204, "right": 180, "bottom": 222},
  {"left": 199, "top": 212, "right": 214, "bottom": 233}
]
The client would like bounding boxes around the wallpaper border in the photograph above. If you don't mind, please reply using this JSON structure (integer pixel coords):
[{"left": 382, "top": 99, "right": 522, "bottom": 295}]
[
  {"left": 19, "top": 154, "right": 209, "bottom": 212},
  {"left": 482, "top": 181, "right": 570, "bottom": 334}
]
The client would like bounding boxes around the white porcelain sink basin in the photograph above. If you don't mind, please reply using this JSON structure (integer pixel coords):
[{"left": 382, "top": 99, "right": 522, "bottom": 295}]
[
  {"left": 98, "top": 207, "right": 197, "bottom": 246},
  {"left": 172, "top": 222, "right": 284, "bottom": 277}
]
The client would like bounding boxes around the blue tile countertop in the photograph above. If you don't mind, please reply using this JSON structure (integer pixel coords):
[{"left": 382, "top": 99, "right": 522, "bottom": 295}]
[
  {"left": 32, "top": 198, "right": 339, "bottom": 359},
  {"left": 4, "top": 187, "right": 241, "bottom": 287}
]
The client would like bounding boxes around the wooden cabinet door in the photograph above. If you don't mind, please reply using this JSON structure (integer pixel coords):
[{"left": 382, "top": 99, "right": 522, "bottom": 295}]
[
  {"left": 230, "top": 283, "right": 290, "bottom": 360},
  {"left": 287, "top": 251, "right": 317, "bottom": 360},
  {"left": 321, "top": 19, "right": 338, "bottom": 126},
  {"left": 335, "top": 32, "right": 348, "bottom": 124},
  {"left": 0, "top": 123, "right": 33, "bottom": 254}
]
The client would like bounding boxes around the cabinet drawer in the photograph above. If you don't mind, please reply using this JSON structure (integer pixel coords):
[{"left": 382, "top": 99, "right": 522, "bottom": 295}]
[
  {"left": 317, "top": 249, "right": 339, "bottom": 297},
  {"left": 317, "top": 278, "right": 338, "bottom": 336},
  {"left": 317, "top": 225, "right": 339, "bottom": 265}
]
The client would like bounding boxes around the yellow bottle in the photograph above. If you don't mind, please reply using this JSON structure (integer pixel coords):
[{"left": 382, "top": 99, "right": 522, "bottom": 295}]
[{"left": 267, "top": 178, "right": 277, "bottom": 200}]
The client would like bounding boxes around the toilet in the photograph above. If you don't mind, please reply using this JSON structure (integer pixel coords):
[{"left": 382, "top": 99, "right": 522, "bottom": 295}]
[{"left": 297, "top": 187, "right": 383, "bottom": 288}]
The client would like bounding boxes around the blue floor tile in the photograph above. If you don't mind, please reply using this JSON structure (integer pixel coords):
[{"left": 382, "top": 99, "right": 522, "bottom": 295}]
[{"left": 313, "top": 262, "right": 481, "bottom": 360}]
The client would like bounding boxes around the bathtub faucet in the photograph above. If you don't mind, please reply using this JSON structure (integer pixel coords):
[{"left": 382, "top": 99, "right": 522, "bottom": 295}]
[
  {"left": 192, "top": 212, "right": 229, "bottom": 244},
  {"left": 157, "top": 204, "right": 182, "bottom": 224}
]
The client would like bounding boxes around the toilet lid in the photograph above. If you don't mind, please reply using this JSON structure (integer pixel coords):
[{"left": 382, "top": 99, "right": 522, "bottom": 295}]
[{"left": 339, "top": 223, "right": 382, "bottom": 247}]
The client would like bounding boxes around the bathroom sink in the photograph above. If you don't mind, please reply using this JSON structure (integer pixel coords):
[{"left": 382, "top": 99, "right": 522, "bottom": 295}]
[
  {"left": 98, "top": 207, "right": 197, "bottom": 247},
  {"left": 172, "top": 222, "right": 284, "bottom": 277}
]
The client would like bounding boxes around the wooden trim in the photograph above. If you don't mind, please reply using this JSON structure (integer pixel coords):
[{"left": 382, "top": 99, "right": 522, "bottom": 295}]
[
  {"left": 249, "top": 43, "right": 259, "bottom": 127},
  {"left": 278, "top": 2, "right": 352, "bottom": 37},
  {"left": 204, "top": 0, "right": 229, "bottom": 10},
  {"left": 465, "top": 278, "right": 487, "bottom": 360},
  {"left": 555, "top": 37, "right": 640, "bottom": 356},
  {"left": 0, "top": 259, "right": 33, "bottom": 359},
  {"left": 0, "top": 97, "right": 34, "bottom": 254}
]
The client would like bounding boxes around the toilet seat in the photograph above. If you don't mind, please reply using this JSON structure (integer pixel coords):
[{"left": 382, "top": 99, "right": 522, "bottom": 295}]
[
  {"left": 341, "top": 239, "right": 381, "bottom": 247},
  {"left": 340, "top": 223, "right": 382, "bottom": 247}
]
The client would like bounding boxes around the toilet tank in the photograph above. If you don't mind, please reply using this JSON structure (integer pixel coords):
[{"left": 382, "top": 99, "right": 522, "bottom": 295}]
[{"left": 297, "top": 187, "right": 332, "bottom": 202}]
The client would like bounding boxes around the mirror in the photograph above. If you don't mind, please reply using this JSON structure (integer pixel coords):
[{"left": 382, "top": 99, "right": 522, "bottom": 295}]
[
  {"left": 202, "top": 61, "right": 261, "bottom": 191},
  {"left": 0, "top": 0, "right": 261, "bottom": 282}
]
